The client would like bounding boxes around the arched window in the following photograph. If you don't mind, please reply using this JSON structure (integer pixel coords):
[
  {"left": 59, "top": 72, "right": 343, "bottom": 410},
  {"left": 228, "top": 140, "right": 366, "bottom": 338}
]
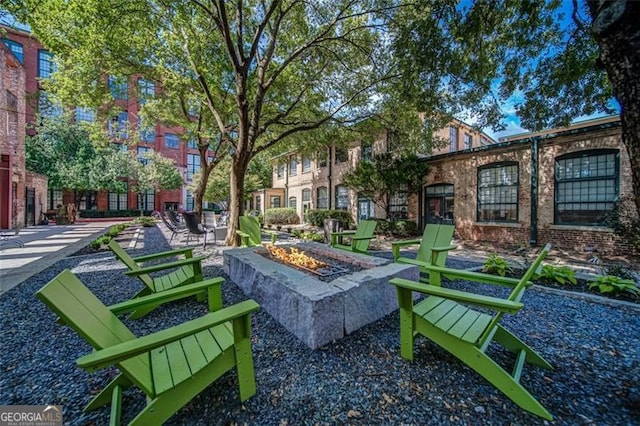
[
  {"left": 335, "top": 185, "right": 349, "bottom": 210},
  {"left": 289, "top": 196, "right": 297, "bottom": 209},
  {"left": 477, "top": 162, "right": 519, "bottom": 222},
  {"left": 555, "top": 149, "right": 619, "bottom": 225}
]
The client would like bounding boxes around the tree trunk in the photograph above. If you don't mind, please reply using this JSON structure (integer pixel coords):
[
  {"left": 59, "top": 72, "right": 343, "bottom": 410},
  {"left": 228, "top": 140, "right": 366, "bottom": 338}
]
[
  {"left": 588, "top": 0, "right": 640, "bottom": 215},
  {"left": 224, "top": 158, "right": 247, "bottom": 246}
]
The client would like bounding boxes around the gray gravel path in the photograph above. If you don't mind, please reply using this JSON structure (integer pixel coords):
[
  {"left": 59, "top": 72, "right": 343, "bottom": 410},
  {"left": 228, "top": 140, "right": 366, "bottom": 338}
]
[{"left": 1, "top": 226, "right": 639, "bottom": 425}]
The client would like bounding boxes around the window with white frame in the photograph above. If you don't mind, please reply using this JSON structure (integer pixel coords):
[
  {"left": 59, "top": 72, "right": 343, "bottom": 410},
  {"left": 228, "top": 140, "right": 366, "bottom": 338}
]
[
  {"left": 335, "top": 146, "right": 348, "bottom": 164},
  {"left": 316, "top": 186, "right": 328, "bottom": 209},
  {"left": 137, "top": 78, "right": 155, "bottom": 104},
  {"left": 138, "top": 190, "right": 155, "bottom": 211},
  {"left": 75, "top": 107, "right": 95, "bottom": 122},
  {"left": 2, "top": 39, "right": 23, "bottom": 63},
  {"left": 38, "top": 50, "right": 56, "bottom": 78},
  {"left": 108, "top": 75, "right": 128, "bottom": 100},
  {"left": 38, "top": 91, "right": 63, "bottom": 118},
  {"left": 137, "top": 146, "right": 152, "bottom": 165},
  {"left": 318, "top": 150, "right": 328, "bottom": 168},
  {"left": 186, "top": 191, "right": 195, "bottom": 211},
  {"left": 289, "top": 156, "right": 298, "bottom": 176},
  {"left": 555, "top": 150, "right": 619, "bottom": 225},
  {"left": 289, "top": 196, "right": 297, "bottom": 209},
  {"left": 109, "top": 185, "right": 128, "bottom": 210},
  {"left": 277, "top": 163, "right": 285, "bottom": 179},
  {"left": 389, "top": 184, "right": 408, "bottom": 219},
  {"left": 187, "top": 153, "right": 200, "bottom": 181},
  {"left": 108, "top": 112, "right": 129, "bottom": 139},
  {"left": 270, "top": 195, "right": 281, "bottom": 208},
  {"left": 361, "top": 141, "right": 373, "bottom": 162},
  {"left": 449, "top": 126, "right": 458, "bottom": 152},
  {"left": 165, "top": 133, "right": 180, "bottom": 149},
  {"left": 138, "top": 115, "right": 155, "bottom": 142},
  {"left": 335, "top": 185, "right": 349, "bottom": 210},
  {"left": 464, "top": 133, "right": 472, "bottom": 149},
  {"left": 477, "top": 162, "right": 519, "bottom": 222},
  {"left": 302, "top": 156, "right": 311, "bottom": 173},
  {"left": 48, "top": 189, "right": 63, "bottom": 210}
]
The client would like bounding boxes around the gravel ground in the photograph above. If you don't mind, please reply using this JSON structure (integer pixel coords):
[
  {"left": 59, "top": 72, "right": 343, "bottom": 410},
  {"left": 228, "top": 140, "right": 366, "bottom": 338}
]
[{"left": 1, "top": 225, "right": 639, "bottom": 425}]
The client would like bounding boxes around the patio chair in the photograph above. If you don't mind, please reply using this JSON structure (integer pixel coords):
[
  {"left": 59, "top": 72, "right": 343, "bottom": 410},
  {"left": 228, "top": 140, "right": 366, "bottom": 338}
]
[
  {"left": 330, "top": 219, "right": 377, "bottom": 254},
  {"left": 389, "top": 243, "right": 553, "bottom": 420},
  {"left": 166, "top": 210, "right": 183, "bottom": 227},
  {"left": 182, "top": 211, "right": 217, "bottom": 247},
  {"left": 37, "top": 269, "right": 259, "bottom": 426},
  {"left": 391, "top": 224, "right": 456, "bottom": 284},
  {"left": 237, "top": 216, "right": 277, "bottom": 247},
  {"left": 108, "top": 240, "right": 213, "bottom": 318},
  {"left": 159, "top": 211, "right": 188, "bottom": 243}
]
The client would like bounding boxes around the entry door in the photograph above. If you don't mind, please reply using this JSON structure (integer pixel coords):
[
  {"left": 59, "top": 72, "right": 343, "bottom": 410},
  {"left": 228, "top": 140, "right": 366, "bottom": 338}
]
[
  {"left": 424, "top": 184, "right": 455, "bottom": 225},
  {"left": 0, "top": 155, "right": 9, "bottom": 228},
  {"left": 25, "top": 187, "right": 36, "bottom": 226}
]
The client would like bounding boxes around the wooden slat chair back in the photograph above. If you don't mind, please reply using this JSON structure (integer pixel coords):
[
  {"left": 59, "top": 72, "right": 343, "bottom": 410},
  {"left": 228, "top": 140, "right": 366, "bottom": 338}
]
[
  {"left": 330, "top": 220, "right": 377, "bottom": 254},
  {"left": 390, "top": 244, "right": 553, "bottom": 420},
  {"left": 108, "top": 240, "right": 207, "bottom": 318},
  {"left": 37, "top": 270, "right": 259, "bottom": 425},
  {"left": 237, "top": 216, "right": 277, "bottom": 247}
]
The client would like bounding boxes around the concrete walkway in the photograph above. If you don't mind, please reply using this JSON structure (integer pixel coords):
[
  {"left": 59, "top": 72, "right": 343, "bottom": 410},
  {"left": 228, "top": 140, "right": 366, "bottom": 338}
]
[{"left": 0, "top": 222, "right": 123, "bottom": 295}]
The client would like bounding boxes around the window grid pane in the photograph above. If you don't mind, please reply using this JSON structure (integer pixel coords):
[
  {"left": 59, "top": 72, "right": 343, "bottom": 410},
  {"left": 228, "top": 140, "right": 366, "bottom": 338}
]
[
  {"left": 3, "top": 39, "right": 24, "bottom": 63},
  {"left": 38, "top": 50, "right": 56, "bottom": 78},
  {"left": 477, "top": 164, "right": 519, "bottom": 222},
  {"left": 335, "top": 185, "right": 349, "bottom": 210},
  {"left": 187, "top": 153, "right": 200, "bottom": 181},
  {"left": 165, "top": 133, "right": 180, "bottom": 149},
  {"left": 317, "top": 187, "right": 328, "bottom": 209}
]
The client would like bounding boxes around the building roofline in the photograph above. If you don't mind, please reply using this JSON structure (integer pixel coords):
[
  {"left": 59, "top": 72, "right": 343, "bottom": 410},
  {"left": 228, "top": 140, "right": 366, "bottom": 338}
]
[{"left": 423, "top": 115, "right": 621, "bottom": 162}]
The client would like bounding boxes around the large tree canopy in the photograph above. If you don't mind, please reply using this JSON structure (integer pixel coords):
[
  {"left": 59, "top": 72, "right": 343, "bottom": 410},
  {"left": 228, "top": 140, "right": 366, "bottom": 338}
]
[{"left": 18, "top": 0, "right": 411, "bottom": 245}]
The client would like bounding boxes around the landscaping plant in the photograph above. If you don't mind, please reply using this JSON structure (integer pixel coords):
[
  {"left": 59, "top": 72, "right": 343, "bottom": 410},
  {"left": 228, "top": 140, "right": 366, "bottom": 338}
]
[
  {"left": 482, "top": 254, "right": 513, "bottom": 277},
  {"left": 588, "top": 275, "right": 640, "bottom": 298},
  {"left": 535, "top": 264, "right": 578, "bottom": 286}
]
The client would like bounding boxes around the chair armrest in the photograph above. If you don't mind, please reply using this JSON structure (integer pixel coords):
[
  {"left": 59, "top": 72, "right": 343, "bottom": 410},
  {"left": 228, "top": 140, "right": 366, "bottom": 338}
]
[
  {"left": 431, "top": 244, "right": 457, "bottom": 253},
  {"left": 331, "top": 231, "right": 356, "bottom": 237},
  {"left": 124, "top": 256, "right": 206, "bottom": 276},
  {"left": 391, "top": 239, "right": 422, "bottom": 260},
  {"left": 108, "top": 277, "right": 224, "bottom": 315},
  {"left": 78, "top": 299, "right": 260, "bottom": 371},
  {"left": 132, "top": 247, "right": 194, "bottom": 262},
  {"left": 424, "top": 265, "right": 525, "bottom": 287},
  {"left": 351, "top": 235, "right": 375, "bottom": 241},
  {"left": 390, "top": 278, "right": 523, "bottom": 314}
]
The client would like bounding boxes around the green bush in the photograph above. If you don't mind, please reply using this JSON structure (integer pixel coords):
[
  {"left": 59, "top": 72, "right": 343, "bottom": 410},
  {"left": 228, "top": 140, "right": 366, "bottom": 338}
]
[
  {"left": 588, "top": 275, "right": 639, "bottom": 297},
  {"left": 80, "top": 209, "right": 153, "bottom": 218},
  {"left": 482, "top": 254, "right": 513, "bottom": 277},
  {"left": 305, "top": 209, "right": 352, "bottom": 227},
  {"left": 302, "top": 231, "right": 324, "bottom": 242},
  {"left": 264, "top": 208, "right": 300, "bottom": 225},
  {"left": 90, "top": 235, "right": 111, "bottom": 249},
  {"left": 534, "top": 264, "right": 578, "bottom": 286},
  {"left": 374, "top": 219, "right": 418, "bottom": 237},
  {"left": 136, "top": 216, "right": 157, "bottom": 227}
]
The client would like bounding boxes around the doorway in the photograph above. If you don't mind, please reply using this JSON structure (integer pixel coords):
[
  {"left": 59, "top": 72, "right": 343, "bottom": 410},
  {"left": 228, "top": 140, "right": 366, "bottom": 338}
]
[
  {"left": 25, "top": 187, "right": 36, "bottom": 226},
  {"left": 424, "top": 184, "right": 454, "bottom": 225}
]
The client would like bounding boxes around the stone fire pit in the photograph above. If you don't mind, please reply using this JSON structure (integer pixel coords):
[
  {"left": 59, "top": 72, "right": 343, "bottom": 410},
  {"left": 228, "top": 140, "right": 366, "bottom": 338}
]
[{"left": 223, "top": 242, "right": 418, "bottom": 349}]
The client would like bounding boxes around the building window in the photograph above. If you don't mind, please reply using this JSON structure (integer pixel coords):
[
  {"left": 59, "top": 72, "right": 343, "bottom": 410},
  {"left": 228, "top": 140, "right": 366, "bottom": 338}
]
[
  {"left": 115, "top": 143, "right": 129, "bottom": 153},
  {"left": 186, "top": 191, "right": 195, "bottom": 211},
  {"left": 80, "top": 191, "right": 98, "bottom": 210},
  {"left": 48, "top": 189, "right": 63, "bottom": 210},
  {"left": 270, "top": 195, "right": 281, "bottom": 208},
  {"left": 477, "top": 162, "right": 519, "bottom": 222},
  {"left": 2, "top": 39, "right": 23, "bottom": 63},
  {"left": 165, "top": 133, "right": 180, "bottom": 149},
  {"left": 449, "top": 127, "right": 458, "bottom": 152},
  {"left": 187, "top": 153, "right": 200, "bottom": 181},
  {"left": 389, "top": 184, "right": 408, "bottom": 220},
  {"left": 108, "top": 112, "right": 129, "bottom": 139},
  {"left": 137, "top": 146, "right": 153, "bottom": 165},
  {"left": 255, "top": 195, "right": 262, "bottom": 211},
  {"left": 555, "top": 150, "right": 619, "bottom": 225},
  {"left": 187, "top": 138, "right": 198, "bottom": 149},
  {"left": 108, "top": 75, "right": 128, "bottom": 100},
  {"left": 138, "top": 190, "right": 155, "bottom": 211},
  {"left": 277, "top": 163, "right": 285, "bottom": 179},
  {"left": 108, "top": 186, "right": 128, "bottom": 211},
  {"left": 464, "top": 133, "right": 472, "bottom": 149},
  {"left": 75, "top": 107, "right": 96, "bottom": 122},
  {"left": 289, "top": 196, "right": 297, "bottom": 209},
  {"left": 289, "top": 156, "right": 298, "bottom": 176},
  {"left": 302, "top": 157, "right": 311, "bottom": 173},
  {"left": 335, "top": 146, "right": 348, "bottom": 164},
  {"left": 335, "top": 185, "right": 349, "bottom": 210},
  {"left": 361, "top": 141, "right": 373, "bottom": 162},
  {"left": 318, "top": 150, "right": 328, "bottom": 168},
  {"left": 137, "top": 78, "right": 154, "bottom": 104},
  {"left": 38, "top": 50, "right": 56, "bottom": 78},
  {"left": 138, "top": 116, "right": 155, "bottom": 142},
  {"left": 317, "top": 186, "right": 328, "bottom": 209},
  {"left": 302, "top": 189, "right": 311, "bottom": 203},
  {"left": 386, "top": 131, "right": 400, "bottom": 152},
  {"left": 38, "top": 91, "right": 63, "bottom": 118}
]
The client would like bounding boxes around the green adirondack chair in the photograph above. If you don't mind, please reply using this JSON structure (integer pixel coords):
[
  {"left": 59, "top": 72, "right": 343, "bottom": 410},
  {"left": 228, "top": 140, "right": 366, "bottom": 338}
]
[
  {"left": 391, "top": 224, "right": 456, "bottom": 283},
  {"left": 330, "top": 220, "right": 377, "bottom": 254},
  {"left": 390, "top": 244, "right": 553, "bottom": 420},
  {"left": 236, "top": 216, "right": 277, "bottom": 247},
  {"left": 108, "top": 240, "right": 212, "bottom": 318},
  {"left": 37, "top": 269, "right": 259, "bottom": 426}
]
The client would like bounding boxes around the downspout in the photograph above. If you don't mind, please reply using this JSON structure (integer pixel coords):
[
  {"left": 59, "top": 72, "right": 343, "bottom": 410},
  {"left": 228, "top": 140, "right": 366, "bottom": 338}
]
[
  {"left": 328, "top": 147, "right": 333, "bottom": 209},
  {"left": 530, "top": 137, "right": 539, "bottom": 246}
]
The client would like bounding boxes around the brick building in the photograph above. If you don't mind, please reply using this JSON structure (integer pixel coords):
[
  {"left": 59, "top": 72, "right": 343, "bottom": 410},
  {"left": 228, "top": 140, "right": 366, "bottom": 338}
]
[
  {"left": 1, "top": 41, "right": 48, "bottom": 229},
  {"left": 2, "top": 24, "right": 211, "bottom": 216},
  {"left": 260, "top": 118, "right": 496, "bottom": 222}
]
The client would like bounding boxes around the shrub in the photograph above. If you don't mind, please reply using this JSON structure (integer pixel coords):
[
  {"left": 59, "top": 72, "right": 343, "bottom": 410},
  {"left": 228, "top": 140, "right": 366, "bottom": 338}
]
[
  {"left": 80, "top": 209, "right": 153, "bottom": 218},
  {"left": 482, "top": 254, "right": 513, "bottom": 277},
  {"left": 302, "top": 231, "right": 324, "bottom": 242},
  {"left": 264, "top": 208, "right": 300, "bottom": 225},
  {"left": 90, "top": 235, "right": 111, "bottom": 249},
  {"left": 535, "top": 264, "right": 578, "bottom": 285},
  {"left": 603, "top": 195, "right": 640, "bottom": 251},
  {"left": 588, "top": 275, "right": 640, "bottom": 297},
  {"left": 305, "top": 209, "right": 352, "bottom": 227},
  {"left": 391, "top": 220, "right": 418, "bottom": 237},
  {"left": 136, "top": 216, "right": 157, "bottom": 227}
]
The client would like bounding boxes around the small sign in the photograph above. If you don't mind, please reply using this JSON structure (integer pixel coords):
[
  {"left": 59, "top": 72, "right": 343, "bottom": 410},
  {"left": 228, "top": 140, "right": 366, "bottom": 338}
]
[{"left": 0, "top": 405, "right": 63, "bottom": 426}]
